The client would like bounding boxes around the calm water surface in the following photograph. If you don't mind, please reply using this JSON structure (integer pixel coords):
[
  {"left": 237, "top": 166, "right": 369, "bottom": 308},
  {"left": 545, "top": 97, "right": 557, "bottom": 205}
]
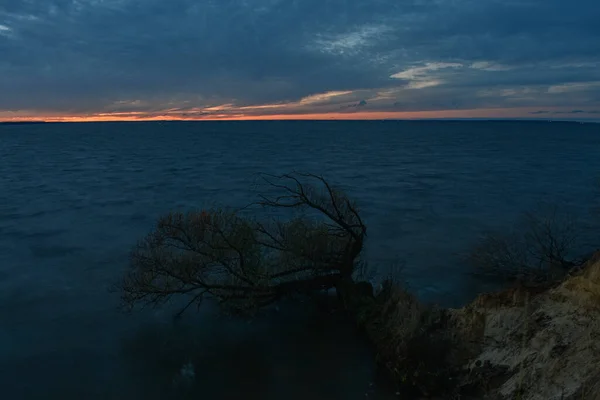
[{"left": 1, "top": 120, "right": 599, "bottom": 399}]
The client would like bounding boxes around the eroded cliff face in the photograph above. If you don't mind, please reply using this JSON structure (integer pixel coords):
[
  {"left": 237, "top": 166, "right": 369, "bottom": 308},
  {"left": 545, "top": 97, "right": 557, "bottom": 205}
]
[
  {"left": 450, "top": 251, "right": 600, "bottom": 399},
  {"left": 365, "top": 252, "right": 600, "bottom": 399}
]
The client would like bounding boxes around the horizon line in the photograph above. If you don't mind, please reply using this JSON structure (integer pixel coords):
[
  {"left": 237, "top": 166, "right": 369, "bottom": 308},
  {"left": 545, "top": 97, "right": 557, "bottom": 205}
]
[
  {"left": 2, "top": 107, "right": 600, "bottom": 123},
  {"left": 1, "top": 117, "right": 598, "bottom": 124}
]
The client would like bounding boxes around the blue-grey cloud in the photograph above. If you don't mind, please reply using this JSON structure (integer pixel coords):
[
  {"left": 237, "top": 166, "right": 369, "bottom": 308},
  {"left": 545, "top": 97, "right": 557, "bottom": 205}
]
[
  {"left": 0, "top": 0, "right": 599, "bottom": 118},
  {"left": 531, "top": 110, "right": 600, "bottom": 115},
  {"left": 340, "top": 99, "right": 367, "bottom": 110},
  {"left": 554, "top": 110, "right": 600, "bottom": 114}
]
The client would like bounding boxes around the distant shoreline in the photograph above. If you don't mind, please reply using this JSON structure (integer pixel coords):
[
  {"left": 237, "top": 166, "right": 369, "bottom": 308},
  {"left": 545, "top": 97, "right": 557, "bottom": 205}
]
[{"left": 0, "top": 121, "right": 48, "bottom": 125}]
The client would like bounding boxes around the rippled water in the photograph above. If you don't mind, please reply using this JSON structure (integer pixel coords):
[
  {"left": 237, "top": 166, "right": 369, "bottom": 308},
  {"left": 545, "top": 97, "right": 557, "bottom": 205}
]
[{"left": 1, "top": 120, "right": 599, "bottom": 399}]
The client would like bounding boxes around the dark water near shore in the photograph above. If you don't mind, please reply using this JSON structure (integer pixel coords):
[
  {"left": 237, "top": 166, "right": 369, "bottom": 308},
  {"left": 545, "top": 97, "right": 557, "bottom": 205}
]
[{"left": 1, "top": 120, "right": 599, "bottom": 399}]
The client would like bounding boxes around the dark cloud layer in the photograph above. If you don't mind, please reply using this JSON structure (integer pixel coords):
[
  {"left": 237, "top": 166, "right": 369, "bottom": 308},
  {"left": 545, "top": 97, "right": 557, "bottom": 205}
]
[
  {"left": 0, "top": 0, "right": 599, "bottom": 119},
  {"left": 531, "top": 110, "right": 600, "bottom": 115}
]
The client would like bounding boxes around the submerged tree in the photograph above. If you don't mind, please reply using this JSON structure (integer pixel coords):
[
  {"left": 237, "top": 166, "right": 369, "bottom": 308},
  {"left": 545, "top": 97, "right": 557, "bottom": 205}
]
[{"left": 121, "top": 172, "right": 368, "bottom": 316}]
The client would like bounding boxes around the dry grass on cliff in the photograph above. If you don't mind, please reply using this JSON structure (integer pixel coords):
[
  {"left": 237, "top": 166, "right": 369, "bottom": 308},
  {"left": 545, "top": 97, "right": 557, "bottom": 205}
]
[
  {"left": 458, "top": 252, "right": 600, "bottom": 400},
  {"left": 365, "top": 250, "right": 600, "bottom": 399},
  {"left": 363, "top": 281, "right": 461, "bottom": 397}
]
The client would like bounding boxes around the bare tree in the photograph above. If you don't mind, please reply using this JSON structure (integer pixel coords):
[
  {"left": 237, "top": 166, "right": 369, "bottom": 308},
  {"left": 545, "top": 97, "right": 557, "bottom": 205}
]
[
  {"left": 522, "top": 204, "right": 578, "bottom": 270},
  {"left": 467, "top": 203, "right": 580, "bottom": 285},
  {"left": 120, "top": 172, "right": 367, "bottom": 316}
]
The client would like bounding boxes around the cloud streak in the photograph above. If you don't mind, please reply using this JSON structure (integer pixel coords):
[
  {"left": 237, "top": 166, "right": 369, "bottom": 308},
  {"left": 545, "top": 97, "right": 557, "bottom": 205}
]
[{"left": 530, "top": 110, "right": 600, "bottom": 115}]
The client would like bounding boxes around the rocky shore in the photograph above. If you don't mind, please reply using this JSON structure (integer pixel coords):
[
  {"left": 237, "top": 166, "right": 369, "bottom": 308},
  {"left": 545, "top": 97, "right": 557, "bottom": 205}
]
[{"left": 360, "top": 252, "right": 600, "bottom": 399}]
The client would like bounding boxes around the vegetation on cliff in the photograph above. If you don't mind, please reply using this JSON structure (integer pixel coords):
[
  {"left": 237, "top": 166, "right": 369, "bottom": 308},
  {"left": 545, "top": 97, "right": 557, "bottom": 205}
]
[
  {"left": 466, "top": 202, "right": 586, "bottom": 286},
  {"left": 120, "top": 171, "right": 600, "bottom": 399},
  {"left": 120, "top": 172, "right": 369, "bottom": 316}
]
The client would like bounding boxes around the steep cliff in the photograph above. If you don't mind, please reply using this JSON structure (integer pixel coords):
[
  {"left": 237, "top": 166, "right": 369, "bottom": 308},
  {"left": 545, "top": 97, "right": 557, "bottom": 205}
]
[
  {"left": 452, "top": 251, "right": 600, "bottom": 399},
  {"left": 365, "top": 252, "right": 600, "bottom": 399}
]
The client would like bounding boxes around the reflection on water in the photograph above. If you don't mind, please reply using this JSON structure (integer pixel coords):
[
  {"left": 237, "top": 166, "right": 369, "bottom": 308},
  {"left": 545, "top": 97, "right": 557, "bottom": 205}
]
[{"left": 121, "top": 298, "right": 397, "bottom": 400}]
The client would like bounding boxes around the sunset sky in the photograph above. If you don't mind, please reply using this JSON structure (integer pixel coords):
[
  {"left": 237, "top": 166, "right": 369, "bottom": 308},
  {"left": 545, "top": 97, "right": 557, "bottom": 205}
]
[{"left": 1, "top": 0, "right": 599, "bottom": 122}]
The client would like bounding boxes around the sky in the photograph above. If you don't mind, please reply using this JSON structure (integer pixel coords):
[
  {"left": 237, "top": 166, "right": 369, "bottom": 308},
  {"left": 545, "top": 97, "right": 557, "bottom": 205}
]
[{"left": 0, "top": 0, "right": 599, "bottom": 122}]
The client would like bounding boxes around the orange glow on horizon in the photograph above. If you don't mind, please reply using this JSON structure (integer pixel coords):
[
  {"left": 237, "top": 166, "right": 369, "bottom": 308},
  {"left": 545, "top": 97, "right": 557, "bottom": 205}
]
[{"left": 0, "top": 107, "right": 594, "bottom": 123}]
